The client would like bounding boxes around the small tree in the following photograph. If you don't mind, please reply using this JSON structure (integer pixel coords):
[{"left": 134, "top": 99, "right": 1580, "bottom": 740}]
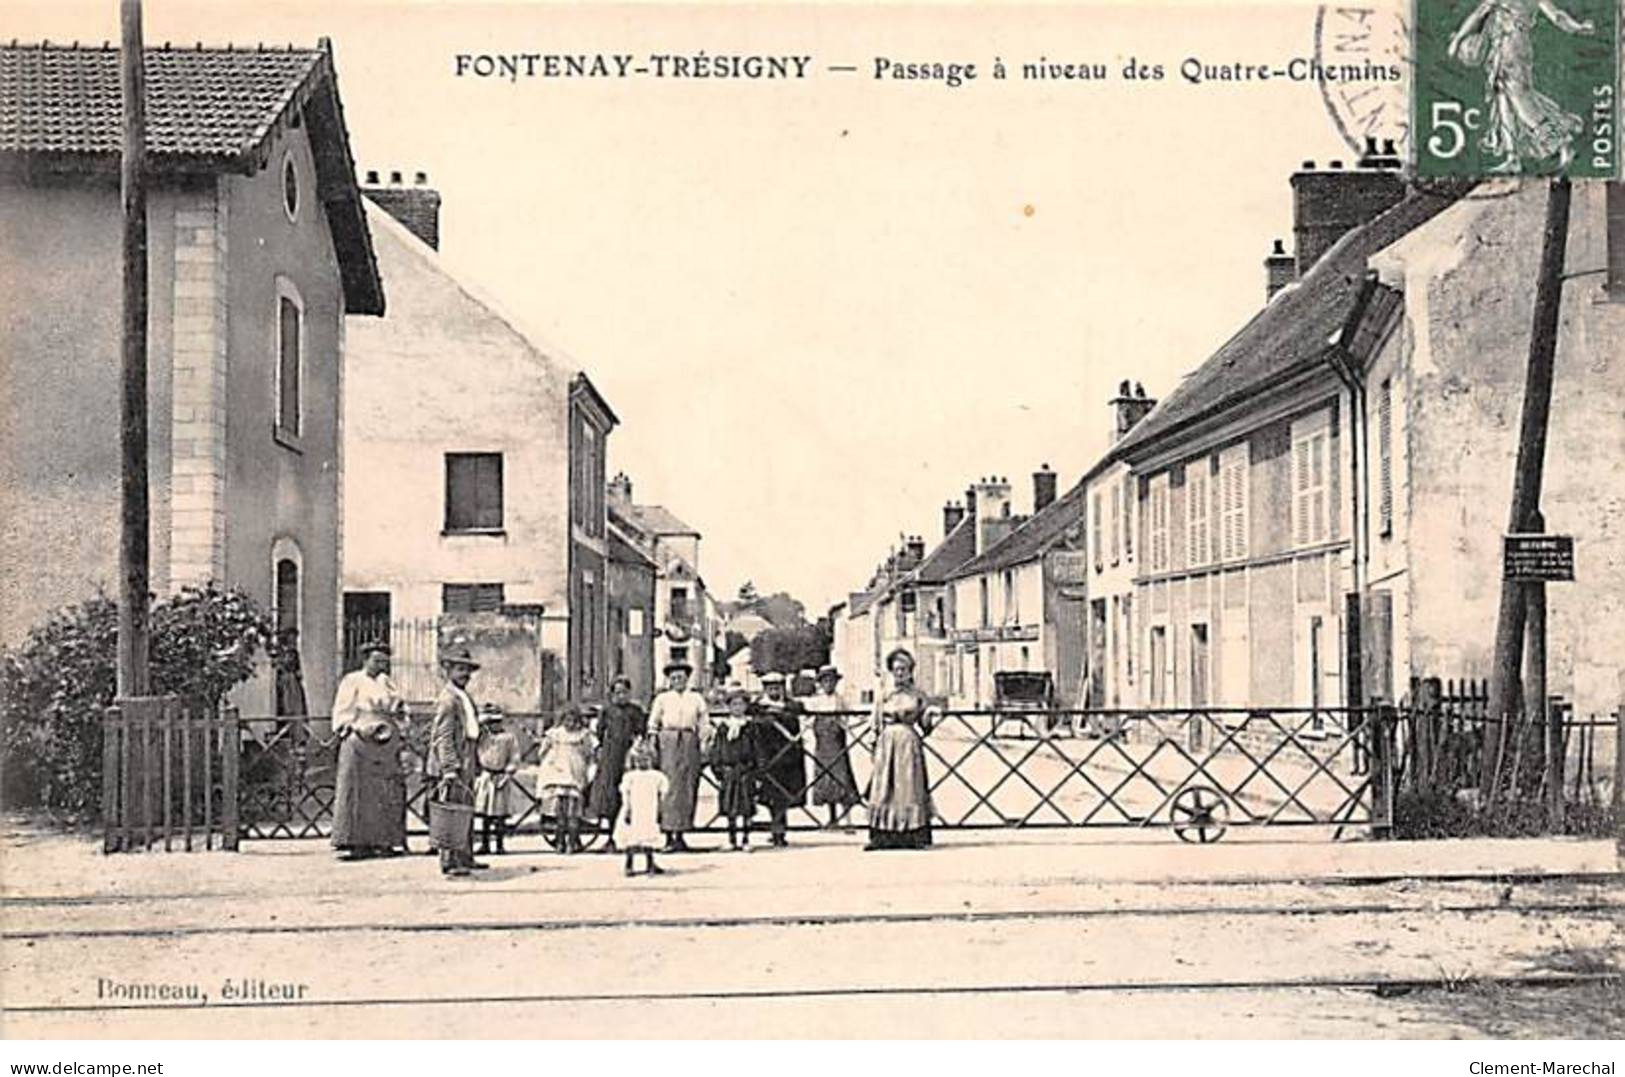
[{"left": 0, "top": 584, "right": 279, "bottom": 817}]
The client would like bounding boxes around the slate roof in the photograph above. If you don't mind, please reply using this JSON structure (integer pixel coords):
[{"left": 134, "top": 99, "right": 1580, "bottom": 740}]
[
  {"left": 1113, "top": 187, "right": 1463, "bottom": 458},
  {"left": 607, "top": 522, "right": 657, "bottom": 569},
  {"left": 622, "top": 504, "right": 699, "bottom": 538},
  {"left": 912, "top": 515, "right": 977, "bottom": 585},
  {"left": 0, "top": 41, "right": 383, "bottom": 314},
  {"left": 951, "top": 478, "right": 1088, "bottom": 579}
]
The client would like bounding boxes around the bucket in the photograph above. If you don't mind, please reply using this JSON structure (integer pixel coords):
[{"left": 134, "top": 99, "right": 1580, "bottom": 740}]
[{"left": 428, "top": 795, "right": 475, "bottom": 854}]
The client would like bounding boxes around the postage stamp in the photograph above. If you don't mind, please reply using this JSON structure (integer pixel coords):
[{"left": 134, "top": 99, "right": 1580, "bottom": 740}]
[{"left": 1411, "top": 0, "right": 1619, "bottom": 177}]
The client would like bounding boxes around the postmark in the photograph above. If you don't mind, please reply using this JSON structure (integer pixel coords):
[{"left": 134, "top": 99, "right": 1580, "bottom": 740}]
[
  {"left": 1411, "top": 0, "right": 1619, "bottom": 177},
  {"left": 1315, "top": 3, "right": 1415, "bottom": 164}
]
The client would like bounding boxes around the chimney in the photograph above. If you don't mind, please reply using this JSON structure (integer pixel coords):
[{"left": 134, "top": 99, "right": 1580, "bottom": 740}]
[
  {"left": 1033, "top": 464, "right": 1057, "bottom": 513},
  {"left": 905, "top": 535, "right": 927, "bottom": 565},
  {"left": 1290, "top": 142, "right": 1404, "bottom": 277},
  {"left": 1111, "top": 381, "right": 1157, "bottom": 442},
  {"left": 972, "top": 476, "right": 1013, "bottom": 556},
  {"left": 943, "top": 500, "right": 966, "bottom": 537},
  {"left": 963, "top": 485, "right": 978, "bottom": 521},
  {"left": 362, "top": 168, "right": 443, "bottom": 250},
  {"left": 1265, "top": 238, "right": 1296, "bottom": 300},
  {"left": 607, "top": 471, "right": 633, "bottom": 504}
]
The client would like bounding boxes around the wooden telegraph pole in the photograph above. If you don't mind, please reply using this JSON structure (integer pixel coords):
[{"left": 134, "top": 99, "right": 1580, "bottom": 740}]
[
  {"left": 1484, "top": 178, "right": 1571, "bottom": 808},
  {"left": 117, "top": 0, "right": 151, "bottom": 697}
]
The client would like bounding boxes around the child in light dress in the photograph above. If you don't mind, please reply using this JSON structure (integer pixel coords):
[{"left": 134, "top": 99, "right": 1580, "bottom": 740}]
[
  {"left": 535, "top": 705, "right": 596, "bottom": 854},
  {"left": 617, "top": 739, "right": 669, "bottom": 877},
  {"left": 471, "top": 703, "right": 520, "bottom": 855}
]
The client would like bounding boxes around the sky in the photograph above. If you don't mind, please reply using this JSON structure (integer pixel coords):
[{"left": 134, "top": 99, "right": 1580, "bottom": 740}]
[{"left": 14, "top": 0, "right": 1408, "bottom": 613}]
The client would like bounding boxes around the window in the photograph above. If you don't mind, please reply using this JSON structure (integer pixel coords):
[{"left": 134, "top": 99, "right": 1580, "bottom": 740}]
[
  {"left": 442, "top": 583, "right": 505, "bottom": 613},
  {"left": 1378, "top": 380, "right": 1393, "bottom": 538},
  {"left": 1186, "top": 462, "right": 1211, "bottom": 568},
  {"left": 1292, "top": 412, "right": 1331, "bottom": 547},
  {"left": 445, "top": 453, "right": 503, "bottom": 532},
  {"left": 1123, "top": 594, "right": 1134, "bottom": 683},
  {"left": 275, "top": 281, "right": 303, "bottom": 441},
  {"left": 1148, "top": 474, "right": 1171, "bottom": 573},
  {"left": 572, "top": 414, "right": 606, "bottom": 540},
  {"left": 1110, "top": 483, "right": 1121, "bottom": 564},
  {"left": 670, "top": 586, "right": 690, "bottom": 624},
  {"left": 1092, "top": 492, "right": 1104, "bottom": 572},
  {"left": 583, "top": 569, "right": 598, "bottom": 683},
  {"left": 1002, "top": 570, "right": 1016, "bottom": 624},
  {"left": 1149, "top": 625, "right": 1168, "bottom": 706},
  {"left": 629, "top": 608, "right": 646, "bottom": 637},
  {"left": 1218, "top": 443, "right": 1250, "bottom": 561},
  {"left": 1123, "top": 475, "right": 1134, "bottom": 560},
  {"left": 282, "top": 152, "right": 299, "bottom": 221},
  {"left": 274, "top": 558, "right": 300, "bottom": 635},
  {"left": 979, "top": 577, "right": 991, "bottom": 628}
]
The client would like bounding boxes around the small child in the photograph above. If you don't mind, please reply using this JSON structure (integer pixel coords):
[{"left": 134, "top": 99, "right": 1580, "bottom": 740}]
[
  {"left": 708, "top": 685, "right": 757, "bottom": 851},
  {"left": 617, "top": 739, "right": 669, "bottom": 877},
  {"left": 472, "top": 703, "right": 520, "bottom": 855},
  {"left": 535, "top": 704, "right": 596, "bottom": 853}
]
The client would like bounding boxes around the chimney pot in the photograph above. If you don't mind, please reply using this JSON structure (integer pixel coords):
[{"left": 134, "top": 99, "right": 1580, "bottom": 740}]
[
  {"left": 389, "top": 169, "right": 403, "bottom": 184},
  {"left": 415, "top": 171, "right": 428, "bottom": 185},
  {"left": 1271, "top": 238, "right": 1285, "bottom": 255},
  {"left": 1302, "top": 159, "right": 1315, "bottom": 170},
  {"left": 1329, "top": 160, "right": 1344, "bottom": 169},
  {"left": 364, "top": 169, "right": 379, "bottom": 184}
]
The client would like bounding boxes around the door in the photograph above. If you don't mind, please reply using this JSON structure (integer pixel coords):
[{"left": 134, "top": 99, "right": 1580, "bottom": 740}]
[
  {"left": 1308, "top": 614, "right": 1325, "bottom": 732},
  {"left": 1149, "top": 626, "right": 1167, "bottom": 707}
]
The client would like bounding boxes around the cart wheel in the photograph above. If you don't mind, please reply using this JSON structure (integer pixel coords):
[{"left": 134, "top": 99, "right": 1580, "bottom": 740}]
[{"left": 1171, "top": 785, "right": 1230, "bottom": 844}]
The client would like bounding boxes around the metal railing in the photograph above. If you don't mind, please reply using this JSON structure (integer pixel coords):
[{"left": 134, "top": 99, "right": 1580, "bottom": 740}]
[{"left": 232, "top": 705, "right": 1392, "bottom": 843}]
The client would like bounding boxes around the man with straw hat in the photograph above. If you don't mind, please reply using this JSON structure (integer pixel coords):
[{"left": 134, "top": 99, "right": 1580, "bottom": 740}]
[
  {"left": 426, "top": 643, "right": 485, "bottom": 877},
  {"left": 647, "top": 658, "right": 709, "bottom": 852}
]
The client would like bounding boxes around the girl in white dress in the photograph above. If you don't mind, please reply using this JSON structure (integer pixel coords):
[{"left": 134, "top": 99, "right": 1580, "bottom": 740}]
[{"left": 616, "top": 740, "right": 669, "bottom": 877}]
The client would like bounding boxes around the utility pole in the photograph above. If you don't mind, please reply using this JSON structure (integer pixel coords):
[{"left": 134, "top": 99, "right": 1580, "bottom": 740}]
[
  {"left": 1484, "top": 178, "right": 1571, "bottom": 805},
  {"left": 118, "top": 0, "right": 151, "bottom": 697}
]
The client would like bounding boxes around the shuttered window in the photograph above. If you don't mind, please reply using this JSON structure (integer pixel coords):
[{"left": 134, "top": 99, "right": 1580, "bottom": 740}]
[
  {"left": 1186, "top": 463, "right": 1210, "bottom": 568},
  {"left": 1291, "top": 413, "right": 1330, "bottom": 547},
  {"left": 1148, "top": 474, "right": 1171, "bottom": 573},
  {"left": 1110, "top": 483, "right": 1121, "bottom": 563},
  {"left": 1219, "top": 444, "right": 1249, "bottom": 561},
  {"left": 1123, "top": 475, "right": 1134, "bottom": 560},
  {"left": 1092, "top": 492, "right": 1104, "bottom": 572},
  {"left": 442, "top": 582, "right": 505, "bottom": 613},
  {"left": 1378, "top": 380, "right": 1393, "bottom": 538},
  {"left": 445, "top": 453, "right": 504, "bottom": 532}
]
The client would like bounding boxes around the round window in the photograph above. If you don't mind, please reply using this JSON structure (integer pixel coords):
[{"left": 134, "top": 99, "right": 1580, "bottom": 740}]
[{"left": 282, "top": 154, "right": 299, "bottom": 221}]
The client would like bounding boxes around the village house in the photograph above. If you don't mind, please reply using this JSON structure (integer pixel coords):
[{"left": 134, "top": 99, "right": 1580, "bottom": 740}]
[
  {"left": 1353, "top": 179, "right": 1623, "bottom": 718},
  {"left": 1109, "top": 151, "right": 1433, "bottom": 714},
  {"left": 869, "top": 505, "right": 978, "bottom": 700},
  {"left": 340, "top": 175, "right": 617, "bottom": 710},
  {"left": 607, "top": 474, "right": 715, "bottom": 692},
  {"left": 0, "top": 40, "right": 384, "bottom": 716},
  {"left": 945, "top": 470, "right": 1089, "bottom": 708},
  {"left": 1079, "top": 383, "right": 1157, "bottom": 709},
  {"left": 607, "top": 515, "right": 658, "bottom": 703}
]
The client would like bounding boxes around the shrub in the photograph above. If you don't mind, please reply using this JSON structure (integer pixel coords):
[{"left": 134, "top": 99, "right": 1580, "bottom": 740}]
[{"left": 0, "top": 584, "right": 280, "bottom": 817}]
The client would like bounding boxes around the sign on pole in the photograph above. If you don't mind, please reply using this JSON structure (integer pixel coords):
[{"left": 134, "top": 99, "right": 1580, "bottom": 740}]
[{"left": 1503, "top": 533, "right": 1575, "bottom": 582}]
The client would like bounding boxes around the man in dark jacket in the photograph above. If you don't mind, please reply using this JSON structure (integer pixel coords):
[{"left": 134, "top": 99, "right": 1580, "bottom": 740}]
[{"left": 751, "top": 671, "right": 806, "bottom": 847}]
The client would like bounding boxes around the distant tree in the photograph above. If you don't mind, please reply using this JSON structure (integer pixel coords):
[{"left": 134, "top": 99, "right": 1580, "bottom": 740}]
[
  {"left": 749, "top": 623, "right": 831, "bottom": 676},
  {"left": 754, "top": 591, "right": 807, "bottom": 631}
]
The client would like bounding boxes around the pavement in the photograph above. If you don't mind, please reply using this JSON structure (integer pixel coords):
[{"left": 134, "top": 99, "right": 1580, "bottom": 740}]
[{"left": 2, "top": 825, "right": 1621, "bottom": 1038}]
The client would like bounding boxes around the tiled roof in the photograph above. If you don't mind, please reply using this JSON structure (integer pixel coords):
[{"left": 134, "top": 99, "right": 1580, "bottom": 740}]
[
  {"left": 951, "top": 479, "right": 1088, "bottom": 578},
  {"left": 0, "top": 41, "right": 383, "bottom": 315},
  {"left": 1, "top": 42, "right": 321, "bottom": 162},
  {"left": 1113, "top": 188, "right": 1463, "bottom": 458}
]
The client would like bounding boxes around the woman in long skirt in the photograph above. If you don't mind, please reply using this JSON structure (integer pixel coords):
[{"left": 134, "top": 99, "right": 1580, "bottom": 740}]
[
  {"left": 329, "top": 641, "right": 408, "bottom": 859},
  {"left": 648, "top": 660, "right": 709, "bottom": 852},
  {"left": 586, "top": 676, "right": 648, "bottom": 850},
  {"left": 866, "top": 647, "right": 936, "bottom": 851},
  {"left": 804, "top": 664, "right": 861, "bottom": 828}
]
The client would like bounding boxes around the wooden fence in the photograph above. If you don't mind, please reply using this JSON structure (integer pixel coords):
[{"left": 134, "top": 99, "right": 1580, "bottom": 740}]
[{"left": 103, "top": 697, "right": 238, "bottom": 852}]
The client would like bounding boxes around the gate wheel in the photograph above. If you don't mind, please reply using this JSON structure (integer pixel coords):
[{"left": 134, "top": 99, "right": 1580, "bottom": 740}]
[{"left": 1171, "top": 785, "right": 1230, "bottom": 844}]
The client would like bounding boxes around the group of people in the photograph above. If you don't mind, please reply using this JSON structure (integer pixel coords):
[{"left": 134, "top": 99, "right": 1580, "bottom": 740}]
[{"left": 326, "top": 638, "right": 941, "bottom": 879}]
